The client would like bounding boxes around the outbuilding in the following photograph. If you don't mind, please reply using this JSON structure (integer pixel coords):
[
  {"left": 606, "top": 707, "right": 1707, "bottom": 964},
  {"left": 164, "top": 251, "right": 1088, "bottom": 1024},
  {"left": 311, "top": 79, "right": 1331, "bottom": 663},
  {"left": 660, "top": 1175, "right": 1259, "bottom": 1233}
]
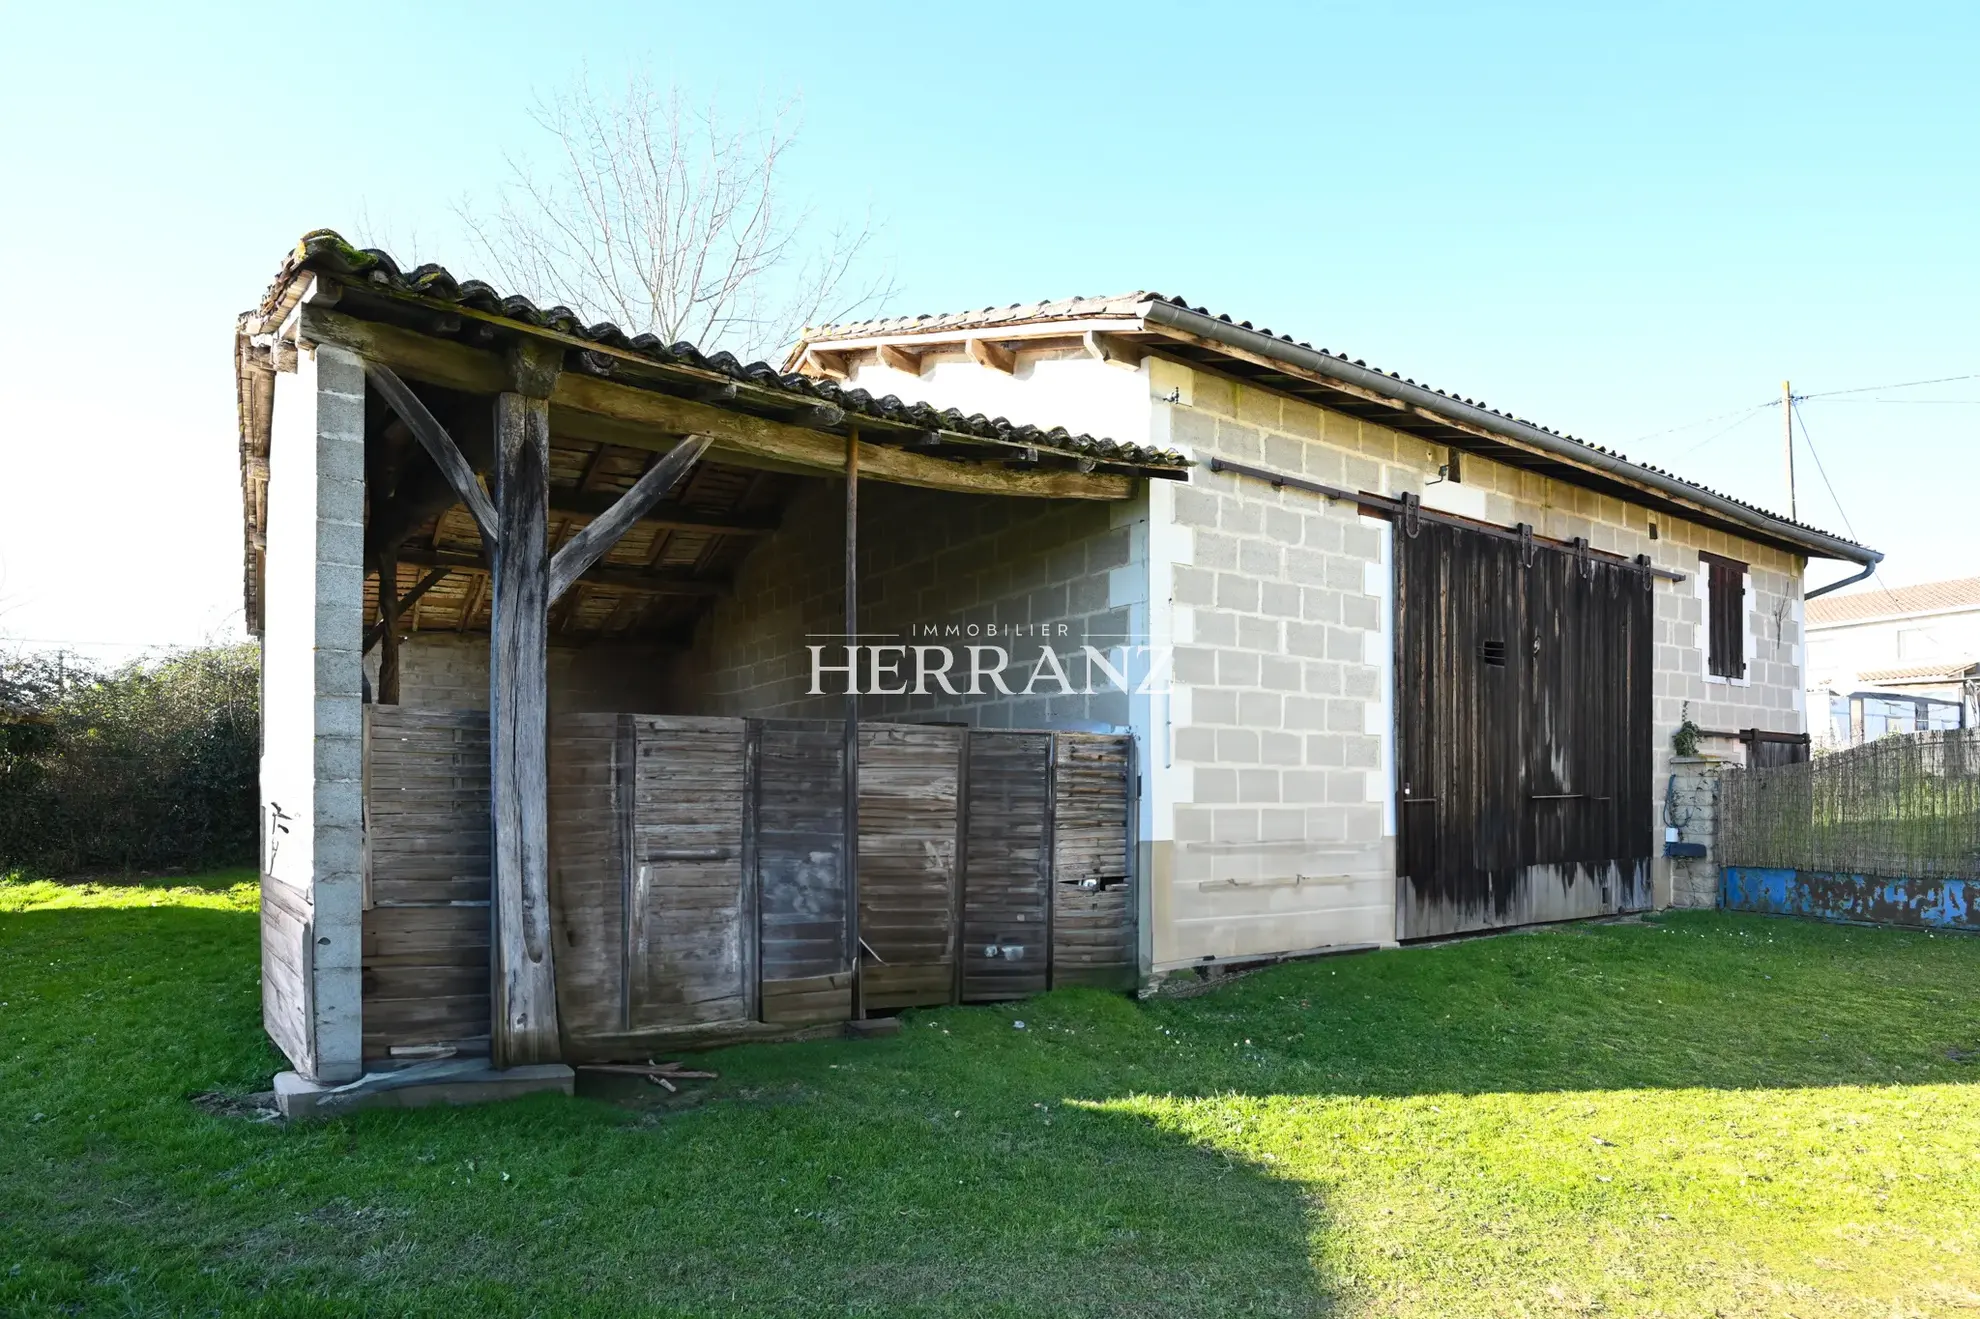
[{"left": 238, "top": 235, "right": 1878, "bottom": 1108}]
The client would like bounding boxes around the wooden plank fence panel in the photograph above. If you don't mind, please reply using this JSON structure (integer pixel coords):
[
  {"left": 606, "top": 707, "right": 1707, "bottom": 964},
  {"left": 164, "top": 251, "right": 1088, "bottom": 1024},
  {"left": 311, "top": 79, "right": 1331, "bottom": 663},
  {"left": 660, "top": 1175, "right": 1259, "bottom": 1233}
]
[
  {"left": 961, "top": 731, "right": 1053, "bottom": 1001},
  {"left": 857, "top": 725, "right": 963, "bottom": 1009},
  {"left": 756, "top": 720, "right": 849, "bottom": 1017},
  {"left": 1051, "top": 732, "right": 1136, "bottom": 990},
  {"left": 547, "top": 713, "right": 627, "bottom": 1046},
  {"left": 260, "top": 876, "right": 314, "bottom": 1073},
  {"left": 362, "top": 706, "right": 491, "bottom": 1058},
  {"left": 629, "top": 716, "right": 749, "bottom": 1027}
]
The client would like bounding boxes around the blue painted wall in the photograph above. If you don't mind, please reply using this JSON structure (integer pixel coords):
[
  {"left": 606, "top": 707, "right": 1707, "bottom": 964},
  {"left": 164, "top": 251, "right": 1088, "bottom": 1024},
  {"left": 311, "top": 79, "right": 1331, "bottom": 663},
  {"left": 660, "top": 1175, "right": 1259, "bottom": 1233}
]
[{"left": 1722, "top": 867, "right": 1977, "bottom": 931}]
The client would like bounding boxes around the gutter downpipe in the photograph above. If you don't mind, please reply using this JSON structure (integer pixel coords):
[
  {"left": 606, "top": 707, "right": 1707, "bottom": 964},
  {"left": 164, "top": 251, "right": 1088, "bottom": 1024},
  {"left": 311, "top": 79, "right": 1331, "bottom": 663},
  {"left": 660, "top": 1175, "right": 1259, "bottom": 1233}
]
[
  {"left": 1804, "top": 561, "right": 1878, "bottom": 600},
  {"left": 1137, "top": 300, "right": 1884, "bottom": 572}
]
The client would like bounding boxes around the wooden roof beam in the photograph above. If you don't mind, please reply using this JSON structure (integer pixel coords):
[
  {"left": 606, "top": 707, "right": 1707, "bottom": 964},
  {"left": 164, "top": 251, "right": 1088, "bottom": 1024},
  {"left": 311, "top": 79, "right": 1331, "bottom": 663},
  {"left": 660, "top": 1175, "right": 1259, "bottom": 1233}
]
[
  {"left": 966, "top": 337, "right": 1017, "bottom": 374},
  {"left": 396, "top": 547, "right": 728, "bottom": 597},
  {"left": 1083, "top": 330, "right": 1146, "bottom": 369}
]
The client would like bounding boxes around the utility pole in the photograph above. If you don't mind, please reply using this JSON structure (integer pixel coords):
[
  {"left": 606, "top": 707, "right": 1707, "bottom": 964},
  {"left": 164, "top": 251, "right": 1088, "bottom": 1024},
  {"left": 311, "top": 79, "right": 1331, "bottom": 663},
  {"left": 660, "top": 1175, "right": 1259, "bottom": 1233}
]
[{"left": 1781, "top": 380, "right": 1797, "bottom": 521}]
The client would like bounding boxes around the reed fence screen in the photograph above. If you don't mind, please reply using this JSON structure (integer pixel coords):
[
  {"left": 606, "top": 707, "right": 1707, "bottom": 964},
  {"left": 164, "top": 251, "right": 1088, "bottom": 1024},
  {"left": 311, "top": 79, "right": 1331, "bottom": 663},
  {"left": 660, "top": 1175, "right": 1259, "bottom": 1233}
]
[{"left": 1720, "top": 728, "right": 1980, "bottom": 880}]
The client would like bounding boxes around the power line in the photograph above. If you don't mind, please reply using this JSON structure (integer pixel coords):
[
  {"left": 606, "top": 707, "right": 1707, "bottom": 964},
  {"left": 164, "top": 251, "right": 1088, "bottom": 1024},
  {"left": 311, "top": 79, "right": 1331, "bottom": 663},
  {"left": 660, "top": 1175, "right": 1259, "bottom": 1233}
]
[
  {"left": 1799, "top": 371, "right": 1980, "bottom": 399},
  {"left": 1801, "top": 397, "right": 1980, "bottom": 405},
  {"left": 1625, "top": 399, "right": 1775, "bottom": 446},
  {"left": 1790, "top": 401, "right": 1902, "bottom": 609},
  {"left": 1676, "top": 404, "right": 1772, "bottom": 458}
]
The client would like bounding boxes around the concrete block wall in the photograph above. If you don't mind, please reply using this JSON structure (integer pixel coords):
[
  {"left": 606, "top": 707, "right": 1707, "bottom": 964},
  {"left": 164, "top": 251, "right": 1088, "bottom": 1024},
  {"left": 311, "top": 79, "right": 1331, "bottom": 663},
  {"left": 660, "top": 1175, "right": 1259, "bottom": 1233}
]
[
  {"left": 364, "top": 634, "right": 675, "bottom": 717},
  {"left": 668, "top": 477, "right": 1145, "bottom": 728},
  {"left": 1143, "top": 353, "right": 1808, "bottom": 962},
  {"left": 1146, "top": 359, "right": 1397, "bottom": 966},
  {"left": 261, "top": 340, "right": 367, "bottom": 1082}
]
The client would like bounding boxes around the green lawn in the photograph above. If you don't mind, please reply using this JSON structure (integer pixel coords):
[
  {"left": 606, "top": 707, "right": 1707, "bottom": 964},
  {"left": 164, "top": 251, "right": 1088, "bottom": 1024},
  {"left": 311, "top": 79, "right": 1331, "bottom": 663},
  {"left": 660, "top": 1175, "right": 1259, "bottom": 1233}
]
[{"left": 4, "top": 876, "right": 1980, "bottom": 1317}]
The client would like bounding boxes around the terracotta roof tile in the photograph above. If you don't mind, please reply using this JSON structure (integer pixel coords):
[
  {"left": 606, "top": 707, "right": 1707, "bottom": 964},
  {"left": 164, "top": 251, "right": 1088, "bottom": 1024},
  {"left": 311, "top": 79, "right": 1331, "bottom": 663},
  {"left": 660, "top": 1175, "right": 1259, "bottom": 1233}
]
[
  {"left": 807, "top": 293, "right": 1865, "bottom": 550},
  {"left": 1807, "top": 576, "right": 1980, "bottom": 626},
  {"left": 257, "top": 233, "right": 1188, "bottom": 473}
]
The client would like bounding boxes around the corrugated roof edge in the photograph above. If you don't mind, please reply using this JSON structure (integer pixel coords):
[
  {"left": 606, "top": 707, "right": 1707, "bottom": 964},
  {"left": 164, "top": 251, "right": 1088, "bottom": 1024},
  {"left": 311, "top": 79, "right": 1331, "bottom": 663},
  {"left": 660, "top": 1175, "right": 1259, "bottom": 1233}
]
[
  {"left": 801, "top": 291, "right": 1878, "bottom": 564},
  {"left": 249, "top": 232, "right": 1189, "bottom": 472}
]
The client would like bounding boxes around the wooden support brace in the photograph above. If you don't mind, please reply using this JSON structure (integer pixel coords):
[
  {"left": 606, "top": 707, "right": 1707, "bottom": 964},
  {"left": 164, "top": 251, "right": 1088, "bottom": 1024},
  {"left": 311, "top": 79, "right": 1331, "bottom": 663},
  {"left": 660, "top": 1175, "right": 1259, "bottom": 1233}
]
[
  {"left": 547, "top": 435, "right": 714, "bottom": 603},
  {"left": 364, "top": 361, "right": 501, "bottom": 547},
  {"left": 363, "top": 566, "right": 451, "bottom": 654}
]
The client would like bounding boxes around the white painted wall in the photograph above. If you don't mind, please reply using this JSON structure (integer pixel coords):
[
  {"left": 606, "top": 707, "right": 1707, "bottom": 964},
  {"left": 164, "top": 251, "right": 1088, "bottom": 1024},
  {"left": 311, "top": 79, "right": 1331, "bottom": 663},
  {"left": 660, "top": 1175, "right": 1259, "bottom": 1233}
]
[{"left": 1806, "top": 606, "right": 1980, "bottom": 687}]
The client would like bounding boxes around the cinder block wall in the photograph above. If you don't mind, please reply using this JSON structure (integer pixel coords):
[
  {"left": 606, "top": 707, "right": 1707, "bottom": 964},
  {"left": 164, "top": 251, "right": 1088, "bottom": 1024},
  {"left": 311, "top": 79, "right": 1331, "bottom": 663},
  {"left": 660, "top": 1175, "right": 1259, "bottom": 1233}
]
[
  {"left": 1148, "top": 360, "right": 1397, "bottom": 964},
  {"left": 1144, "top": 355, "right": 1806, "bottom": 965},
  {"left": 363, "top": 636, "right": 676, "bottom": 716},
  {"left": 260, "top": 341, "right": 367, "bottom": 1082},
  {"left": 667, "top": 478, "right": 1145, "bottom": 728}
]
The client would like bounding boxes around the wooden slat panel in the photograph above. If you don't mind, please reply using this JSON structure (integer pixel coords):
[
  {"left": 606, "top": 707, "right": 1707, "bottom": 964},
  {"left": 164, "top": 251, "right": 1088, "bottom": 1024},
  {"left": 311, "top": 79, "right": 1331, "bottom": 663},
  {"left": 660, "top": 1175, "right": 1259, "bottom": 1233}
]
[
  {"left": 961, "top": 731, "right": 1052, "bottom": 1001},
  {"left": 362, "top": 707, "right": 493, "bottom": 1057},
  {"left": 761, "top": 971, "right": 853, "bottom": 1024},
  {"left": 857, "top": 724, "right": 963, "bottom": 1009},
  {"left": 260, "top": 877, "right": 313, "bottom": 1074},
  {"left": 755, "top": 720, "right": 847, "bottom": 990},
  {"left": 1051, "top": 732, "right": 1135, "bottom": 990},
  {"left": 629, "top": 716, "right": 748, "bottom": 1027},
  {"left": 548, "top": 713, "right": 628, "bottom": 1045}
]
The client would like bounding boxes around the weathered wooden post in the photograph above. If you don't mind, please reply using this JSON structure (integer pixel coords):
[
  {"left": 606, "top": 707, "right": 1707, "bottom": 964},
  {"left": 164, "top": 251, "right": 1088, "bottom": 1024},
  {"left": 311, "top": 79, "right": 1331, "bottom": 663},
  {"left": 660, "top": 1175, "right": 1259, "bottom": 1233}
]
[
  {"left": 375, "top": 546, "right": 401, "bottom": 705},
  {"left": 490, "top": 340, "right": 563, "bottom": 1067},
  {"left": 844, "top": 429, "right": 863, "bottom": 1020}
]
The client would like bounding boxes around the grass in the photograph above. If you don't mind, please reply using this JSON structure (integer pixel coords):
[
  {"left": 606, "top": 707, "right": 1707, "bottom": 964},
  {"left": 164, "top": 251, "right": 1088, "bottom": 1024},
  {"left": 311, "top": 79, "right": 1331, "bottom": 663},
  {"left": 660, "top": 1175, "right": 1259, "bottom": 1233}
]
[{"left": 4, "top": 876, "right": 1980, "bottom": 1317}]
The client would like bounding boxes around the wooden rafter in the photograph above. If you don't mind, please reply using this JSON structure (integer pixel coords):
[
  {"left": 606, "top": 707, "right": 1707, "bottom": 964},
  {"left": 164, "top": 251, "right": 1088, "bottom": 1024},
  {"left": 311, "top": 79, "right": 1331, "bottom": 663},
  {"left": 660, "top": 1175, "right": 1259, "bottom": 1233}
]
[{"left": 965, "top": 338, "right": 1016, "bottom": 375}]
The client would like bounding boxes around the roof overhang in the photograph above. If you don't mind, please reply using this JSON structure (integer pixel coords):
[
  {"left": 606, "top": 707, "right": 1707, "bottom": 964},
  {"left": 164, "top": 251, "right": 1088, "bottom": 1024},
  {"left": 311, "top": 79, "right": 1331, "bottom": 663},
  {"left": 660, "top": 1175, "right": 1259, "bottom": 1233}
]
[{"left": 795, "top": 298, "right": 1882, "bottom": 566}]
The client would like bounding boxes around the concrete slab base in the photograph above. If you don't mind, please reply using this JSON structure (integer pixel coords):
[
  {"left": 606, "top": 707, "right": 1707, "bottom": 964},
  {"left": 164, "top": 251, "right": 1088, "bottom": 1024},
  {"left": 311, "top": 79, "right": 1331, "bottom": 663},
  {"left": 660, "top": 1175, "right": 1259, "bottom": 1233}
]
[
  {"left": 845, "top": 1017, "right": 902, "bottom": 1039},
  {"left": 273, "top": 1060, "right": 574, "bottom": 1118}
]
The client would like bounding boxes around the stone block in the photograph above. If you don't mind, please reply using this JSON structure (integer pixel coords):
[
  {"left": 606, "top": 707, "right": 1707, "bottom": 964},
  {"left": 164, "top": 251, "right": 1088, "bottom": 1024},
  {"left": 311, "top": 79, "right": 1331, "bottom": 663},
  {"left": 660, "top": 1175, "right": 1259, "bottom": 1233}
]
[{"left": 275, "top": 1062, "right": 575, "bottom": 1118}]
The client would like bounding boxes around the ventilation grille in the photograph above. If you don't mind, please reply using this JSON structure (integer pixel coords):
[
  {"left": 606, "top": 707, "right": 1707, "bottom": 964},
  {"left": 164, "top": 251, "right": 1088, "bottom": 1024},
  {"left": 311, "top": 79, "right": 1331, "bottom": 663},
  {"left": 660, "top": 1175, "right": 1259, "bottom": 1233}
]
[{"left": 1478, "top": 639, "right": 1508, "bottom": 667}]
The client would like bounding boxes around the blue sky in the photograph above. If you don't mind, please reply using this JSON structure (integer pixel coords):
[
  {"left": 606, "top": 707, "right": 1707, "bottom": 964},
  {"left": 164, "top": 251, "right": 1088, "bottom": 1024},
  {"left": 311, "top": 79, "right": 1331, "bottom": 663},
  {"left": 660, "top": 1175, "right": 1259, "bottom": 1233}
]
[{"left": 1, "top": 1, "right": 1973, "bottom": 653}]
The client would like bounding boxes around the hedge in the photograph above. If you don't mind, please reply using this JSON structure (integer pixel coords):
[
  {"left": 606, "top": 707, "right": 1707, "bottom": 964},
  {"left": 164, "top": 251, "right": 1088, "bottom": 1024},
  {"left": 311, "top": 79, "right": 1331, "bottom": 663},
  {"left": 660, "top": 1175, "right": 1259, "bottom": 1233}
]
[{"left": 0, "top": 645, "right": 260, "bottom": 875}]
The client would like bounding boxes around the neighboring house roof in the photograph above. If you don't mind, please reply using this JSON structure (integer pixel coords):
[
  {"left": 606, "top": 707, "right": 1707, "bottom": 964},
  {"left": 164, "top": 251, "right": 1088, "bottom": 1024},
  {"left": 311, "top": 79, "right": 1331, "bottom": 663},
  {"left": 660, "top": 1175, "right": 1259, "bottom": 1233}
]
[
  {"left": 1854, "top": 660, "right": 1980, "bottom": 685},
  {"left": 793, "top": 293, "right": 1880, "bottom": 565},
  {"left": 1806, "top": 576, "right": 1980, "bottom": 628}
]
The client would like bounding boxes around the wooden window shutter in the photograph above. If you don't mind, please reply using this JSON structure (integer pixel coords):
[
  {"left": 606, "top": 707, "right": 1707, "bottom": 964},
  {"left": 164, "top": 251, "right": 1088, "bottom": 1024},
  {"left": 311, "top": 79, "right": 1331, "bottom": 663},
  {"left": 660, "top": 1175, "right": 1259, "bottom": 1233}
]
[{"left": 1703, "top": 554, "right": 1747, "bottom": 679}]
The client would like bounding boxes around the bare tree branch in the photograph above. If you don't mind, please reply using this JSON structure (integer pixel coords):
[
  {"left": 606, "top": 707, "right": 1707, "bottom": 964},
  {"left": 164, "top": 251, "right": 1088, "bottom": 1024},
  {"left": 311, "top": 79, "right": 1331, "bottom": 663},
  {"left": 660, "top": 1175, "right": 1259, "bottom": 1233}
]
[{"left": 457, "top": 71, "right": 895, "bottom": 365}]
